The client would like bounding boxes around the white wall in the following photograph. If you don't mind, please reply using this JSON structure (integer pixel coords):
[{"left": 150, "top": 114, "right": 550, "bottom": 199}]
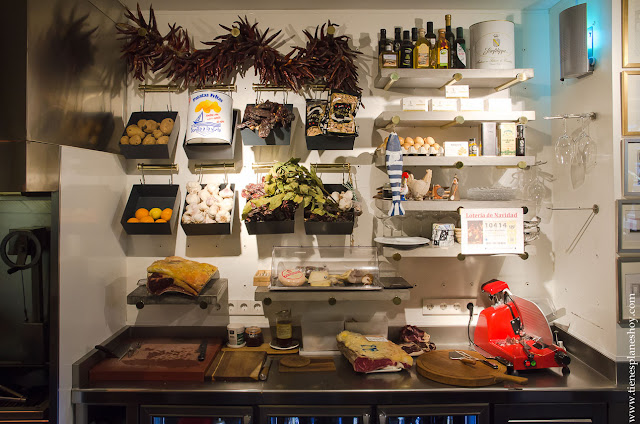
[
  {"left": 58, "top": 146, "right": 128, "bottom": 423},
  {"left": 121, "top": 8, "right": 553, "bottom": 332},
  {"left": 548, "top": 0, "right": 617, "bottom": 359}
]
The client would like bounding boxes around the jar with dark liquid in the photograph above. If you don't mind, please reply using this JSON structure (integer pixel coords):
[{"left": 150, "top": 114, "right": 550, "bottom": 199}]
[
  {"left": 275, "top": 309, "right": 293, "bottom": 348},
  {"left": 245, "top": 326, "right": 263, "bottom": 347}
]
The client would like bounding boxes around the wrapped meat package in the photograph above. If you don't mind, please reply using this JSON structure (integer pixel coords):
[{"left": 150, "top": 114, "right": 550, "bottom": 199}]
[
  {"left": 306, "top": 100, "right": 326, "bottom": 137},
  {"left": 326, "top": 91, "right": 360, "bottom": 136},
  {"left": 336, "top": 331, "right": 413, "bottom": 373}
]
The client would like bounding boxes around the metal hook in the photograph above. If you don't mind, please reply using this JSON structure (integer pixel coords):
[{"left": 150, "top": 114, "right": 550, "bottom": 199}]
[
  {"left": 198, "top": 164, "right": 203, "bottom": 184},
  {"left": 170, "top": 173, "right": 173, "bottom": 185},
  {"left": 224, "top": 165, "right": 228, "bottom": 185},
  {"left": 167, "top": 86, "right": 172, "bottom": 111},
  {"left": 142, "top": 78, "right": 147, "bottom": 112},
  {"left": 140, "top": 165, "right": 145, "bottom": 185}
]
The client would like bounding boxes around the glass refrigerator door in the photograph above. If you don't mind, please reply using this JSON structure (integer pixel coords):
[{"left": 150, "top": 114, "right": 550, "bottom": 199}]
[
  {"left": 260, "top": 406, "right": 372, "bottom": 424},
  {"left": 378, "top": 405, "right": 489, "bottom": 424},
  {"left": 140, "top": 406, "right": 253, "bottom": 424}
]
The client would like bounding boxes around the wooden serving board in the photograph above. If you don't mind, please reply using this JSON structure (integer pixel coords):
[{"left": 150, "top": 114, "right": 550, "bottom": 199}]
[
  {"left": 89, "top": 338, "right": 222, "bottom": 382},
  {"left": 208, "top": 351, "right": 267, "bottom": 381},
  {"left": 221, "top": 343, "right": 299, "bottom": 355},
  {"left": 278, "top": 356, "right": 336, "bottom": 373},
  {"left": 416, "top": 349, "right": 528, "bottom": 387}
]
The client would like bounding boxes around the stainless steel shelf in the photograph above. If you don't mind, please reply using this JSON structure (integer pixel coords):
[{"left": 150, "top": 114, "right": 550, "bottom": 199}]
[
  {"left": 374, "top": 198, "right": 529, "bottom": 212},
  {"left": 375, "top": 111, "right": 536, "bottom": 128},
  {"left": 127, "top": 278, "right": 227, "bottom": 309},
  {"left": 374, "top": 68, "right": 535, "bottom": 90},
  {"left": 254, "top": 286, "right": 410, "bottom": 303},
  {"left": 381, "top": 243, "right": 534, "bottom": 259},
  {"left": 373, "top": 152, "right": 535, "bottom": 168}
]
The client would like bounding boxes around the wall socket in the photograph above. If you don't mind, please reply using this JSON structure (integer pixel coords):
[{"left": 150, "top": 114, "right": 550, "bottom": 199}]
[
  {"left": 228, "top": 300, "right": 264, "bottom": 316},
  {"left": 422, "top": 298, "right": 482, "bottom": 316}
]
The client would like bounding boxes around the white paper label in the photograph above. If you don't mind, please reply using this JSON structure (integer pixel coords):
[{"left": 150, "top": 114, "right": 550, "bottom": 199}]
[
  {"left": 365, "top": 336, "right": 388, "bottom": 342},
  {"left": 457, "top": 45, "right": 467, "bottom": 66}
]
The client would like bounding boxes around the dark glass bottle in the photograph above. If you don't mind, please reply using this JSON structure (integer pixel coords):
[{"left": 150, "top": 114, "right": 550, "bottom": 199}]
[
  {"left": 378, "top": 29, "right": 388, "bottom": 56},
  {"left": 426, "top": 22, "right": 437, "bottom": 68},
  {"left": 445, "top": 15, "right": 456, "bottom": 68},
  {"left": 516, "top": 124, "right": 526, "bottom": 156},
  {"left": 393, "top": 27, "right": 402, "bottom": 53},
  {"left": 399, "top": 30, "right": 414, "bottom": 68},
  {"left": 453, "top": 27, "right": 467, "bottom": 69},
  {"left": 411, "top": 27, "right": 418, "bottom": 45}
]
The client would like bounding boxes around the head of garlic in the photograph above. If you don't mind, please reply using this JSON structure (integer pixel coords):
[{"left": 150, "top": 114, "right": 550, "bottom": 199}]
[
  {"left": 199, "top": 189, "right": 211, "bottom": 203},
  {"left": 338, "top": 197, "right": 353, "bottom": 211},
  {"left": 215, "top": 211, "right": 231, "bottom": 223},
  {"left": 191, "top": 212, "right": 206, "bottom": 223},
  {"left": 343, "top": 190, "right": 354, "bottom": 200},
  {"left": 206, "top": 183, "right": 220, "bottom": 195},
  {"left": 205, "top": 215, "right": 216, "bottom": 224},
  {"left": 185, "top": 204, "right": 199, "bottom": 215},
  {"left": 219, "top": 186, "right": 234, "bottom": 198},
  {"left": 181, "top": 213, "right": 193, "bottom": 224},
  {"left": 330, "top": 191, "right": 340, "bottom": 203},
  {"left": 198, "top": 201, "right": 209, "bottom": 212},
  {"left": 186, "top": 193, "right": 200, "bottom": 205},
  {"left": 186, "top": 181, "right": 201, "bottom": 194},
  {"left": 220, "top": 197, "right": 234, "bottom": 211},
  {"left": 207, "top": 204, "right": 219, "bottom": 218}
]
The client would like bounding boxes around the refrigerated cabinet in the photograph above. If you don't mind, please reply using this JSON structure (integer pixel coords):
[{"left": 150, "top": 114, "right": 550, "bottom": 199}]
[
  {"left": 378, "top": 405, "right": 489, "bottom": 424},
  {"left": 140, "top": 406, "right": 253, "bottom": 424},
  {"left": 260, "top": 406, "right": 372, "bottom": 424}
]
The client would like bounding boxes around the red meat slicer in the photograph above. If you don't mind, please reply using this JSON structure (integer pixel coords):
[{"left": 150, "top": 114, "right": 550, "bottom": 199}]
[{"left": 474, "top": 279, "right": 571, "bottom": 372}]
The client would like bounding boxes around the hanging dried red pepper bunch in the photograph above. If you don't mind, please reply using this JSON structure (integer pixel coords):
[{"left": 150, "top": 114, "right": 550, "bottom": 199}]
[
  {"left": 115, "top": 4, "right": 165, "bottom": 81},
  {"left": 298, "top": 22, "right": 362, "bottom": 94}
]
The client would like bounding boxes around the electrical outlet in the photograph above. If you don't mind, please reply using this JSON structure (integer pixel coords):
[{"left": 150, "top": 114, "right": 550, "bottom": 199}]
[
  {"left": 422, "top": 298, "right": 482, "bottom": 316},
  {"left": 228, "top": 300, "right": 264, "bottom": 316}
]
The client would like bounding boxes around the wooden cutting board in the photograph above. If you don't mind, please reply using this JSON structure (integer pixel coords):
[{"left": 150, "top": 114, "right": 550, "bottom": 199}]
[
  {"left": 208, "top": 351, "right": 267, "bottom": 381},
  {"left": 278, "top": 356, "right": 336, "bottom": 373},
  {"left": 416, "top": 349, "right": 528, "bottom": 387},
  {"left": 221, "top": 343, "right": 299, "bottom": 355},
  {"left": 89, "top": 338, "right": 222, "bottom": 382}
]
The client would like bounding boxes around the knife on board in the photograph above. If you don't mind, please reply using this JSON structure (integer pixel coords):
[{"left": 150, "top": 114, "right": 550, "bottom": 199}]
[
  {"left": 259, "top": 357, "right": 272, "bottom": 381},
  {"left": 197, "top": 340, "right": 208, "bottom": 361}
]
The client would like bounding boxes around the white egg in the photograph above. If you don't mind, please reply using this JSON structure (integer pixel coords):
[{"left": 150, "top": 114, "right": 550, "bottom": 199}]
[
  {"left": 186, "top": 193, "right": 200, "bottom": 205},
  {"left": 215, "top": 211, "right": 231, "bottom": 223},
  {"left": 186, "top": 181, "right": 201, "bottom": 194},
  {"left": 192, "top": 212, "right": 205, "bottom": 223},
  {"left": 206, "top": 183, "right": 220, "bottom": 195},
  {"left": 220, "top": 187, "right": 234, "bottom": 198},
  {"left": 198, "top": 201, "right": 209, "bottom": 211},
  {"left": 207, "top": 204, "right": 219, "bottom": 218},
  {"left": 181, "top": 213, "right": 193, "bottom": 224}
]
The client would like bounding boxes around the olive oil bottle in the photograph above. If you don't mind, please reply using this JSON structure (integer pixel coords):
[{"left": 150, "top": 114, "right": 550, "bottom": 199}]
[
  {"left": 413, "top": 28, "right": 430, "bottom": 69},
  {"left": 436, "top": 29, "right": 449, "bottom": 69}
]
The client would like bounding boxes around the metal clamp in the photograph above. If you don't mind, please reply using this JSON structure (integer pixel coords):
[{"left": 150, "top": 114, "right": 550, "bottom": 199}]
[
  {"left": 252, "top": 84, "right": 291, "bottom": 92},
  {"left": 544, "top": 112, "right": 596, "bottom": 120},
  {"left": 194, "top": 163, "right": 234, "bottom": 173},
  {"left": 440, "top": 116, "right": 465, "bottom": 130},
  {"left": 494, "top": 72, "right": 528, "bottom": 92},
  {"left": 439, "top": 72, "right": 463, "bottom": 90},
  {"left": 383, "top": 72, "right": 400, "bottom": 91},
  {"left": 137, "top": 163, "right": 179, "bottom": 185},
  {"left": 311, "top": 163, "right": 351, "bottom": 173}
]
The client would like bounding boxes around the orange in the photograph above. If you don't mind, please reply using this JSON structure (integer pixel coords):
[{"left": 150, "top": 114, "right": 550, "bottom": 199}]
[
  {"left": 135, "top": 208, "right": 149, "bottom": 220},
  {"left": 155, "top": 219, "right": 167, "bottom": 223},
  {"left": 140, "top": 216, "right": 155, "bottom": 223},
  {"left": 160, "top": 208, "right": 173, "bottom": 221},
  {"left": 127, "top": 217, "right": 139, "bottom": 223},
  {"left": 149, "top": 208, "right": 162, "bottom": 220}
]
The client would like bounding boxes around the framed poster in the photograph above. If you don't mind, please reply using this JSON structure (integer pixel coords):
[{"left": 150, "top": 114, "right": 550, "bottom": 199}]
[
  {"left": 622, "top": 71, "right": 640, "bottom": 136},
  {"left": 624, "top": 139, "right": 640, "bottom": 196},
  {"left": 618, "top": 199, "right": 640, "bottom": 253},
  {"left": 618, "top": 257, "right": 640, "bottom": 324},
  {"left": 460, "top": 208, "right": 524, "bottom": 255},
  {"left": 624, "top": 0, "right": 640, "bottom": 67}
]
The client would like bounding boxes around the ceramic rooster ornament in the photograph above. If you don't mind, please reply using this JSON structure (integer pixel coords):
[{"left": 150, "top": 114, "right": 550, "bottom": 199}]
[{"left": 385, "top": 132, "right": 405, "bottom": 216}]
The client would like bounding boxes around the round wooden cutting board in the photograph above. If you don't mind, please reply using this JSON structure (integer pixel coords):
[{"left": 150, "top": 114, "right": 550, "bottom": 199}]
[{"left": 416, "top": 349, "right": 528, "bottom": 387}]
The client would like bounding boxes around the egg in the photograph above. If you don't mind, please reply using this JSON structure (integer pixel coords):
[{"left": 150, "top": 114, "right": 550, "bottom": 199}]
[
  {"left": 426, "top": 136, "right": 436, "bottom": 146},
  {"left": 186, "top": 193, "right": 200, "bottom": 205},
  {"left": 405, "top": 137, "right": 415, "bottom": 146},
  {"left": 399, "top": 137, "right": 405, "bottom": 144},
  {"left": 415, "top": 137, "right": 425, "bottom": 146}
]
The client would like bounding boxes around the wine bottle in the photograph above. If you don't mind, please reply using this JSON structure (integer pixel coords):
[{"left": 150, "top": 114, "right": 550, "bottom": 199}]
[
  {"left": 436, "top": 29, "right": 449, "bottom": 69},
  {"left": 413, "top": 28, "right": 430, "bottom": 69},
  {"left": 399, "top": 30, "right": 414, "bottom": 68},
  {"left": 426, "top": 22, "right": 437, "bottom": 68},
  {"left": 516, "top": 124, "right": 526, "bottom": 156},
  {"left": 393, "top": 27, "right": 402, "bottom": 53},
  {"left": 453, "top": 27, "right": 467, "bottom": 69},
  {"left": 411, "top": 27, "right": 418, "bottom": 46},
  {"left": 445, "top": 15, "right": 456, "bottom": 68}
]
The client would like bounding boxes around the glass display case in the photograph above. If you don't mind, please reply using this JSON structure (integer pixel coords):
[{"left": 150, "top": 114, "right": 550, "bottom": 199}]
[
  {"left": 378, "top": 405, "right": 488, "bottom": 424},
  {"left": 270, "top": 246, "right": 381, "bottom": 291},
  {"left": 140, "top": 406, "right": 253, "bottom": 424},
  {"left": 260, "top": 406, "right": 371, "bottom": 424}
]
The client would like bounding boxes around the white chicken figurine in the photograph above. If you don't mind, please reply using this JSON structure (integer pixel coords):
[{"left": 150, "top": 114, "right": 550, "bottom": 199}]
[{"left": 406, "top": 170, "right": 432, "bottom": 201}]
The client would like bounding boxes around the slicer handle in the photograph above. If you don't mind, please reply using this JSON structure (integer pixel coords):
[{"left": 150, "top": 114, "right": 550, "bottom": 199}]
[
  {"left": 496, "top": 373, "right": 528, "bottom": 385},
  {"left": 481, "top": 279, "right": 510, "bottom": 295},
  {"left": 460, "top": 358, "right": 476, "bottom": 365}
]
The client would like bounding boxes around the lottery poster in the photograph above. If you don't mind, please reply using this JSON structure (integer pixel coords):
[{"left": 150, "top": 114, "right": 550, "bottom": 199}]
[{"left": 460, "top": 208, "right": 524, "bottom": 255}]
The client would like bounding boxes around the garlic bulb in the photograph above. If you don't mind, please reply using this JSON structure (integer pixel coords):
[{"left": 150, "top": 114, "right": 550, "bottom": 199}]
[
  {"left": 198, "top": 201, "right": 209, "bottom": 212},
  {"left": 186, "top": 193, "right": 200, "bottom": 205},
  {"left": 343, "top": 190, "right": 354, "bottom": 200},
  {"left": 185, "top": 204, "right": 199, "bottom": 215},
  {"left": 191, "top": 212, "right": 205, "bottom": 223},
  {"left": 221, "top": 197, "right": 234, "bottom": 211},
  {"left": 186, "top": 181, "right": 201, "bottom": 194},
  {"left": 215, "top": 211, "right": 231, "bottom": 223},
  {"left": 207, "top": 204, "right": 219, "bottom": 218},
  {"left": 220, "top": 186, "right": 234, "bottom": 198},
  {"left": 331, "top": 191, "right": 340, "bottom": 203},
  {"left": 205, "top": 183, "right": 220, "bottom": 195},
  {"left": 212, "top": 194, "right": 223, "bottom": 204},
  {"left": 199, "top": 190, "right": 210, "bottom": 203},
  {"left": 339, "top": 197, "right": 353, "bottom": 211},
  {"left": 205, "top": 215, "right": 216, "bottom": 224},
  {"left": 205, "top": 197, "right": 217, "bottom": 207},
  {"left": 181, "top": 213, "right": 193, "bottom": 224}
]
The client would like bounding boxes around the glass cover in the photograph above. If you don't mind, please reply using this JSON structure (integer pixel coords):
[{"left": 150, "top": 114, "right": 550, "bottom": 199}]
[
  {"left": 270, "top": 246, "right": 379, "bottom": 289},
  {"left": 152, "top": 417, "right": 244, "bottom": 424},
  {"left": 269, "top": 417, "right": 361, "bottom": 424},
  {"left": 388, "top": 416, "right": 478, "bottom": 424}
]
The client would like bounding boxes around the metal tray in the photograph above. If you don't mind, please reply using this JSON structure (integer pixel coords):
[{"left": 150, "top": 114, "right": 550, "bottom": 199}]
[{"left": 268, "top": 279, "right": 383, "bottom": 291}]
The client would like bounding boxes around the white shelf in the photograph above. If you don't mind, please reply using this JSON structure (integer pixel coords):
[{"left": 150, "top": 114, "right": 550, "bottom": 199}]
[
  {"left": 375, "top": 111, "right": 535, "bottom": 128},
  {"left": 374, "top": 68, "right": 535, "bottom": 90},
  {"left": 254, "top": 287, "right": 410, "bottom": 303},
  {"left": 374, "top": 198, "right": 529, "bottom": 212},
  {"left": 381, "top": 243, "right": 533, "bottom": 259},
  {"left": 373, "top": 152, "right": 535, "bottom": 168}
]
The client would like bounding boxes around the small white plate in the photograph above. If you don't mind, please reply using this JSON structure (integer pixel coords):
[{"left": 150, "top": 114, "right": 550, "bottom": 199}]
[
  {"left": 374, "top": 237, "right": 430, "bottom": 246},
  {"left": 269, "top": 341, "right": 300, "bottom": 350}
]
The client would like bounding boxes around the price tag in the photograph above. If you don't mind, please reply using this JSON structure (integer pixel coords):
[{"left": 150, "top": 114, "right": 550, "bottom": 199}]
[{"left": 460, "top": 208, "right": 524, "bottom": 255}]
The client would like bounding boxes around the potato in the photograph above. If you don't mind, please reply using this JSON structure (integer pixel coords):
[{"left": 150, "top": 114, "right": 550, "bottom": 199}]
[
  {"left": 160, "top": 118, "right": 174, "bottom": 135},
  {"left": 120, "top": 135, "right": 130, "bottom": 145},
  {"left": 129, "top": 134, "right": 142, "bottom": 145},
  {"left": 157, "top": 136, "right": 169, "bottom": 145},
  {"left": 152, "top": 129, "right": 163, "bottom": 139},
  {"left": 142, "top": 134, "right": 156, "bottom": 145},
  {"left": 137, "top": 119, "right": 147, "bottom": 128},
  {"left": 142, "top": 120, "right": 159, "bottom": 133},
  {"left": 126, "top": 124, "right": 144, "bottom": 137}
]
